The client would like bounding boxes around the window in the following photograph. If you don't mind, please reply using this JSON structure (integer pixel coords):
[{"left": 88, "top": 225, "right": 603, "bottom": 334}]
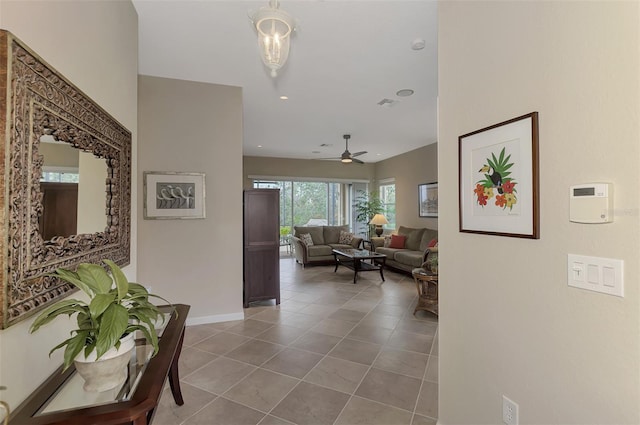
[
  {"left": 253, "top": 179, "right": 344, "bottom": 234},
  {"left": 40, "top": 171, "right": 80, "bottom": 183},
  {"left": 379, "top": 182, "right": 396, "bottom": 230}
]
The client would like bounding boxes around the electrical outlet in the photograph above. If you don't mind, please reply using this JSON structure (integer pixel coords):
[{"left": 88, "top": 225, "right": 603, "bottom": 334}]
[{"left": 502, "top": 395, "right": 519, "bottom": 425}]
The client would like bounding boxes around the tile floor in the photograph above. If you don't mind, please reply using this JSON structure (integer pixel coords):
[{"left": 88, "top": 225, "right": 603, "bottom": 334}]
[{"left": 154, "top": 255, "right": 438, "bottom": 425}]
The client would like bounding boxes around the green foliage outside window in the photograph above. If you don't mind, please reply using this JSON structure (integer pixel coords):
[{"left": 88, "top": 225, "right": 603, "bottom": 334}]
[
  {"left": 254, "top": 180, "right": 342, "bottom": 231},
  {"left": 354, "top": 191, "right": 384, "bottom": 239},
  {"left": 379, "top": 184, "right": 396, "bottom": 230}
]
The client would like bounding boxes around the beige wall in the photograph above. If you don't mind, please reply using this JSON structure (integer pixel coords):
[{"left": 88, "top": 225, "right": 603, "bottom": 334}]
[
  {"left": 77, "top": 153, "right": 109, "bottom": 234},
  {"left": 375, "top": 144, "right": 438, "bottom": 230},
  {"left": 438, "top": 1, "right": 639, "bottom": 423},
  {"left": 39, "top": 142, "right": 79, "bottom": 168},
  {"left": 138, "top": 76, "right": 244, "bottom": 324},
  {"left": 243, "top": 156, "right": 376, "bottom": 189},
  {"left": 0, "top": 0, "right": 138, "bottom": 410}
]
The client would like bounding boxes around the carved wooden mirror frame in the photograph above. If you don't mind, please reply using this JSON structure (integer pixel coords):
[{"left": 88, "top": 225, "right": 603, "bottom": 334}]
[{"left": 0, "top": 30, "right": 131, "bottom": 328}]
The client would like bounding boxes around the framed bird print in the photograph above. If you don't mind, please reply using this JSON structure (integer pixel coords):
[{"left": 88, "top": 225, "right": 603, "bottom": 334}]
[
  {"left": 458, "top": 112, "right": 539, "bottom": 238},
  {"left": 144, "top": 171, "right": 206, "bottom": 219}
]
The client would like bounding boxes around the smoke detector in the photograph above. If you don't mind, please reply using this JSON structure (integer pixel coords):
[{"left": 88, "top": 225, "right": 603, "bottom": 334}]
[
  {"left": 411, "top": 38, "right": 426, "bottom": 50},
  {"left": 396, "top": 89, "right": 414, "bottom": 97}
]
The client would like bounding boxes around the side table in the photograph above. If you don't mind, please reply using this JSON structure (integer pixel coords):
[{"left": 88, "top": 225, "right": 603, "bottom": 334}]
[
  {"left": 412, "top": 270, "right": 438, "bottom": 316},
  {"left": 10, "top": 304, "right": 190, "bottom": 425}
]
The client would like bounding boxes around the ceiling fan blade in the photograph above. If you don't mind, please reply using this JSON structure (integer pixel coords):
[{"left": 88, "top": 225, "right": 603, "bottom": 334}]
[
  {"left": 351, "top": 151, "right": 367, "bottom": 157},
  {"left": 352, "top": 158, "right": 365, "bottom": 164},
  {"left": 317, "top": 157, "right": 341, "bottom": 160}
]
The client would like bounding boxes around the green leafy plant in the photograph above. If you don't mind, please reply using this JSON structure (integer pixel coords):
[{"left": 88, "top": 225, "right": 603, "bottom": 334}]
[
  {"left": 429, "top": 254, "right": 438, "bottom": 272},
  {"left": 474, "top": 147, "right": 518, "bottom": 210},
  {"left": 29, "top": 260, "right": 169, "bottom": 370},
  {"left": 353, "top": 191, "right": 384, "bottom": 239},
  {"left": 279, "top": 226, "right": 291, "bottom": 237}
]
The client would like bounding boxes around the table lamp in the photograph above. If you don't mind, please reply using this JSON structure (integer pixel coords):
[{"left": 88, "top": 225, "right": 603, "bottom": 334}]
[{"left": 369, "top": 214, "right": 389, "bottom": 237}]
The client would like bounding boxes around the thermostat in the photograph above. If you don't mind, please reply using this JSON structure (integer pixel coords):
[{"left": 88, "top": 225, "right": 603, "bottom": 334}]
[{"left": 569, "top": 183, "right": 613, "bottom": 223}]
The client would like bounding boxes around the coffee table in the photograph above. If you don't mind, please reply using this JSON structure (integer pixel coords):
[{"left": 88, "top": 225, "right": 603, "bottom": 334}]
[{"left": 332, "top": 248, "right": 386, "bottom": 284}]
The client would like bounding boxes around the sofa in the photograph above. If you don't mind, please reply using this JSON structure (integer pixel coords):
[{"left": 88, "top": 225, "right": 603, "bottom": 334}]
[
  {"left": 371, "top": 226, "right": 438, "bottom": 274},
  {"left": 292, "top": 225, "right": 363, "bottom": 267}
]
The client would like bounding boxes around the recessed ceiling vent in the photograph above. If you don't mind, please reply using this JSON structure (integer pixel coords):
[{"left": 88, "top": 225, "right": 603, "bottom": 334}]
[
  {"left": 320, "top": 143, "right": 333, "bottom": 147},
  {"left": 377, "top": 98, "right": 398, "bottom": 108}
]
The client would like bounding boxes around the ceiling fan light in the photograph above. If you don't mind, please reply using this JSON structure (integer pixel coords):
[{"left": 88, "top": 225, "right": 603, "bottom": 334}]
[
  {"left": 341, "top": 157, "right": 352, "bottom": 164},
  {"left": 250, "top": 0, "right": 296, "bottom": 78}
]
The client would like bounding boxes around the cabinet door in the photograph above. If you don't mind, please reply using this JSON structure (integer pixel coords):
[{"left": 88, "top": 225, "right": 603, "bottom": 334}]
[
  {"left": 39, "top": 182, "right": 79, "bottom": 240},
  {"left": 244, "top": 246, "right": 280, "bottom": 306},
  {"left": 244, "top": 189, "right": 279, "bottom": 246}
]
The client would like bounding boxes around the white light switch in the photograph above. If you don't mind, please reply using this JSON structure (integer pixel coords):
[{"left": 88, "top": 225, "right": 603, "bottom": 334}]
[
  {"left": 572, "top": 263, "right": 584, "bottom": 281},
  {"left": 587, "top": 265, "right": 599, "bottom": 284},
  {"left": 603, "top": 267, "right": 615, "bottom": 287},
  {"left": 568, "top": 254, "right": 624, "bottom": 297}
]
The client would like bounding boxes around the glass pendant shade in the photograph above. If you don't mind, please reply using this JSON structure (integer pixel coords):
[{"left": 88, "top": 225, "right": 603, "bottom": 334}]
[{"left": 250, "top": 0, "right": 295, "bottom": 77}]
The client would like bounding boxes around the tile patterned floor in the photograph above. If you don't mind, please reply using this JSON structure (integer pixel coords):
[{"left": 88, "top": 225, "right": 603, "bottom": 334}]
[{"left": 154, "top": 256, "right": 438, "bottom": 425}]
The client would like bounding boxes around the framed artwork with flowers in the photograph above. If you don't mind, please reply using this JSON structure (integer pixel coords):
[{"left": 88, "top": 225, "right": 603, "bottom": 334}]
[{"left": 458, "top": 112, "right": 539, "bottom": 239}]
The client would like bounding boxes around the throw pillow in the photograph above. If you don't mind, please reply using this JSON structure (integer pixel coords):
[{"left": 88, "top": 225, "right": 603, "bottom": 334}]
[
  {"left": 383, "top": 235, "right": 392, "bottom": 248},
  {"left": 300, "top": 233, "right": 314, "bottom": 246},
  {"left": 389, "top": 234, "right": 406, "bottom": 249},
  {"left": 338, "top": 231, "right": 354, "bottom": 244},
  {"left": 428, "top": 238, "right": 438, "bottom": 248}
]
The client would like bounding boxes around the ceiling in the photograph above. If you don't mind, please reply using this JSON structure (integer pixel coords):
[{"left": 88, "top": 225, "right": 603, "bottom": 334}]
[{"left": 133, "top": 0, "right": 438, "bottom": 163}]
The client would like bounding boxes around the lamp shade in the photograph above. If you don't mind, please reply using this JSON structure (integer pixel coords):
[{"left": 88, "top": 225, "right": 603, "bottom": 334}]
[
  {"left": 369, "top": 214, "right": 389, "bottom": 226},
  {"left": 250, "top": 0, "right": 296, "bottom": 77}
]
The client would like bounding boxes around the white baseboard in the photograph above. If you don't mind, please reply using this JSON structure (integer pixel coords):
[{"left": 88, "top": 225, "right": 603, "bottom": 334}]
[{"left": 186, "top": 311, "right": 244, "bottom": 326}]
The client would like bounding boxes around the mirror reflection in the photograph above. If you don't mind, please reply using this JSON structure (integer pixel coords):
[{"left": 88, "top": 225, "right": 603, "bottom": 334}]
[{"left": 38, "top": 136, "right": 108, "bottom": 239}]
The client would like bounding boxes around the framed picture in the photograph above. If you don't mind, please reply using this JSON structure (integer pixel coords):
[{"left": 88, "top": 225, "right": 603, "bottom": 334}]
[
  {"left": 144, "top": 172, "right": 206, "bottom": 219},
  {"left": 419, "top": 182, "right": 438, "bottom": 217},
  {"left": 459, "top": 112, "right": 539, "bottom": 238}
]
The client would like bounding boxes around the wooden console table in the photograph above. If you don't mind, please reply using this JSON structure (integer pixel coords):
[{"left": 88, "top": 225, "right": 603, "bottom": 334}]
[{"left": 11, "top": 304, "right": 190, "bottom": 425}]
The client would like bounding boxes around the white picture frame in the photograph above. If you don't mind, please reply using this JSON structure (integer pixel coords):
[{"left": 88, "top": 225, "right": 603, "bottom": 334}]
[{"left": 144, "top": 171, "right": 206, "bottom": 219}]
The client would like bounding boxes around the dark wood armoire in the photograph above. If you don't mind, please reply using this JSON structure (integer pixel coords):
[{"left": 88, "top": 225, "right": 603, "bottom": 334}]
[
  {"left": 243, "top": 189, "right": 280, "bottom": 308},
  {"left": 38, "top": 182, "right": 78, "bottom": 240}
]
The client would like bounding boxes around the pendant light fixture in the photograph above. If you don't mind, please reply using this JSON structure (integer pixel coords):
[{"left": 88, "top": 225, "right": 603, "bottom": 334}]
[{"left": 249, "top": 0, "right": 296, "bottom": 78}]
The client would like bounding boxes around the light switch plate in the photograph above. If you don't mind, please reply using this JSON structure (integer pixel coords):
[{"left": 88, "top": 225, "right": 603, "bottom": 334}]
[{"left": 568, "top": 254, "right": 623, "bottom": 297}]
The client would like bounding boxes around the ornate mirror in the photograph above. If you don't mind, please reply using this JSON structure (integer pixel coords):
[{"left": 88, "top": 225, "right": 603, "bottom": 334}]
[{"left": 0, "top": 30, "right": 131, "bottom": 328}]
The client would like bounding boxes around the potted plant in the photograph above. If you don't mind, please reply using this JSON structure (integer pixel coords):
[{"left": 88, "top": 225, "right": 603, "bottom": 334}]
[
  {"left": 279, "top": 226, "right": 291, "bottom": 243},
  {"left": 353, "top": 191, "right": 384, "bottom": 239},
  {"left": 29, "top": 260, "right": 168, "bottom": 392}
]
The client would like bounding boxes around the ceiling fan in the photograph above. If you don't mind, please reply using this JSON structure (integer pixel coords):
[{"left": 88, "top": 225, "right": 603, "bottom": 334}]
[{"left": 324, "top": 134, "right": 367, "bottom": 164}]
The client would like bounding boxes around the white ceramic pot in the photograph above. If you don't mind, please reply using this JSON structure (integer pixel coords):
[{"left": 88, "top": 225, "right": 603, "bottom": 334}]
[{"left": 74, "top": 333, "right": 135, "bottom": 392}]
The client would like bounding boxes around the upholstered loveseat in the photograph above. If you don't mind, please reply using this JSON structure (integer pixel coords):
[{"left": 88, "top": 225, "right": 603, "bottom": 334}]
[
  {"left": 371, "top": 226, "right": 438, "bottom": 274},
  {"left": 292, "top": 225, "right": 363, "bottom": 267}
]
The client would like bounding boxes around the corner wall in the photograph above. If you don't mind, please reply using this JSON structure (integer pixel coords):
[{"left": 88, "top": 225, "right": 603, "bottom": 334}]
[
  {"left": 0, "top": 0, "right": 138, "bottom": 410},
  {"left": 375, "top": 144, "right": 438, "bottom": 229},
  {"left": 138, "top": 76, "right": 244, "bottom": 324},
  {"left": 438, "top": 1, "right": 639, "bottom": 423}
]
